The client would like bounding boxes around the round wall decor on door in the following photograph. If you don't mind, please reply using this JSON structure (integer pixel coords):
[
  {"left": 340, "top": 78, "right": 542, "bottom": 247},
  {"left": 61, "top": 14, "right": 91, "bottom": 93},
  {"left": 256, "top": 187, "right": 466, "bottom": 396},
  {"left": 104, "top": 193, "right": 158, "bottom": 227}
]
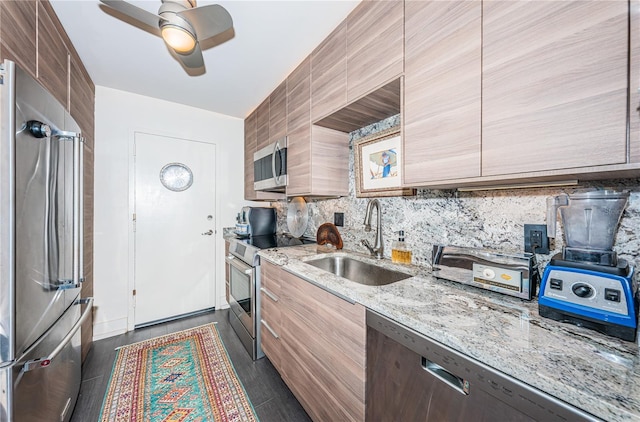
[{"left": 159, "top": 163, "right": 193, "bottom": 192}]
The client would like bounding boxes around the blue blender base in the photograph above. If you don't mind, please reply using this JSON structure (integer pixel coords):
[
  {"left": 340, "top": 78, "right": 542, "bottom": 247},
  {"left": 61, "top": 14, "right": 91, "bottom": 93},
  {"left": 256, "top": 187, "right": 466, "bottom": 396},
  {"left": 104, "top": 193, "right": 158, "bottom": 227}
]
[{"left": 539, "top": 264, "right": 638, "bottom": 342}]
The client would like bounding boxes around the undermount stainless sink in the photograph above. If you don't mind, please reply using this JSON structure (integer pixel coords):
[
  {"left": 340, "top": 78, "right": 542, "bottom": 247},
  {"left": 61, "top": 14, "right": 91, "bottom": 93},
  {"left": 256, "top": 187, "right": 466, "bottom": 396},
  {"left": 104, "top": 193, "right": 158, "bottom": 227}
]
[{"left": 305, "top": 255, "right": 411, "bottom": 286}]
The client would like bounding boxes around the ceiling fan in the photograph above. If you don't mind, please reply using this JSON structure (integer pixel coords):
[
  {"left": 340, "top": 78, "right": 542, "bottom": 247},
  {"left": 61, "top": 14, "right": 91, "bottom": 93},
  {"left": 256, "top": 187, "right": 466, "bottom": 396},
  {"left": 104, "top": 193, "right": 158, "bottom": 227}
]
[{"left": 99, "top": 0, "right": 233, "bottom": 69}]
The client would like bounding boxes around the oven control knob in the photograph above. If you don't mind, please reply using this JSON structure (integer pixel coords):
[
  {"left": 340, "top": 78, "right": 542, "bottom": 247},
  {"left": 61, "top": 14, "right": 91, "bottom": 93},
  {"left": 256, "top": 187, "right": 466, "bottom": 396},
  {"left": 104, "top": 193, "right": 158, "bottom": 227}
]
[{"left": 572, "top": 283, "right": 593, "bottom": 298}]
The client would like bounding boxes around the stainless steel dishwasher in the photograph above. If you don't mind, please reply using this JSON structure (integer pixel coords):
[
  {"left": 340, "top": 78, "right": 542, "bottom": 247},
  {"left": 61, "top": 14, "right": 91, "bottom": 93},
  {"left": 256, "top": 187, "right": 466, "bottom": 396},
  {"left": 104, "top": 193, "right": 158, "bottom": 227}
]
[{"left": 366, "top": 310, "right": 601, "bottom": 421}]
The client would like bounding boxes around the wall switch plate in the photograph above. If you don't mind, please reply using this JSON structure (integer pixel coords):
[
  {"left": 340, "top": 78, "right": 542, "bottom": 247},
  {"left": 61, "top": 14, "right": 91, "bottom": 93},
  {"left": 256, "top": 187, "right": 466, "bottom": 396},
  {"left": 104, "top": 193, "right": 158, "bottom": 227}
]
[
  {"left": 334, "top": 212, "right": 344, "bottom": 227},
  {"left": 524, "top": 224, "right": 549, "bottom": 254}
]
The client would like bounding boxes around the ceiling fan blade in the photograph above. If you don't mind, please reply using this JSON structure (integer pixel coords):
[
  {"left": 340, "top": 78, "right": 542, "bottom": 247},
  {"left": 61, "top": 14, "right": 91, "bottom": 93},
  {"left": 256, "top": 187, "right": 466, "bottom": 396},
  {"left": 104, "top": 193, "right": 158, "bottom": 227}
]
[
  {"left": 178, "top": 4, "right": 233, "bottom": 41},
  {"left": 176, "top": 42, "right": 204, "bottom": 69},
  {"left": 99, "top": 0, "right": 164, "bottom": 33}
]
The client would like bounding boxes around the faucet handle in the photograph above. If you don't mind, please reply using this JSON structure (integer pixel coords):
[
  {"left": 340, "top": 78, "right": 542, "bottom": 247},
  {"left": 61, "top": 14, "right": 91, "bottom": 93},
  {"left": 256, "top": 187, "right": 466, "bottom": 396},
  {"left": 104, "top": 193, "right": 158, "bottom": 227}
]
[{"left": 362, "top": 239, "right": 374, "bottom": 254}]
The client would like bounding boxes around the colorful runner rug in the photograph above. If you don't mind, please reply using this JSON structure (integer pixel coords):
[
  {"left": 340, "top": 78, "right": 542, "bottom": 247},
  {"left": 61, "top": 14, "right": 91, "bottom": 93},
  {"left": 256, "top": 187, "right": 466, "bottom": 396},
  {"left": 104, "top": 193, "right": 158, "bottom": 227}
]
[{"left": 99, "top": 323, "right": 258, "bottom": 422}]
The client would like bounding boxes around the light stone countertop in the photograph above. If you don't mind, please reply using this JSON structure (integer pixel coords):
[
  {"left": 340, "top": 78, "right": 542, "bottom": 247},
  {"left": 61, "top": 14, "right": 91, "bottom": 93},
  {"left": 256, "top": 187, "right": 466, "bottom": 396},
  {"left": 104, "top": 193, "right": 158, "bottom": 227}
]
[{"left": 255, "top": 243, "right": 640, "bottom": 422}]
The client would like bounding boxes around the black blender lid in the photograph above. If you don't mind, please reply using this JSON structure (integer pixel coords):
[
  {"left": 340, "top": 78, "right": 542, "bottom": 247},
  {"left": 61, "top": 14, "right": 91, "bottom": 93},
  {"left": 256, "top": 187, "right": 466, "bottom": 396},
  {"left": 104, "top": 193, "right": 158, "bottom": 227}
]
[{"left": 550, "top": 253, "right": 630, "bottom": 277}]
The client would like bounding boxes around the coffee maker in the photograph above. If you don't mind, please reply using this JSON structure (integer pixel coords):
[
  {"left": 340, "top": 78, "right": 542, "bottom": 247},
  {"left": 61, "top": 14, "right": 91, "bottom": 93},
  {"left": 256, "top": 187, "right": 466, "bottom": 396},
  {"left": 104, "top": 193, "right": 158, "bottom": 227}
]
[{"left": 539, "top": 190, "right": 638, "bottom": 341}]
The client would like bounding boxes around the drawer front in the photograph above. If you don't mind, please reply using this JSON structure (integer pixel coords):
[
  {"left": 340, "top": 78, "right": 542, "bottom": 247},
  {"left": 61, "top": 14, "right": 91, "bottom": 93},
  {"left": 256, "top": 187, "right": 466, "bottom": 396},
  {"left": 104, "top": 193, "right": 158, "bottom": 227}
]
[
  {"left": 260, "top": 293, "right": 281, "bottom": 370},
  {"left": 260, "top": 260, "right": 282, "bottom": 295},
  {"left": 260, "top": 260, "right": 282, "bottom": 369}
]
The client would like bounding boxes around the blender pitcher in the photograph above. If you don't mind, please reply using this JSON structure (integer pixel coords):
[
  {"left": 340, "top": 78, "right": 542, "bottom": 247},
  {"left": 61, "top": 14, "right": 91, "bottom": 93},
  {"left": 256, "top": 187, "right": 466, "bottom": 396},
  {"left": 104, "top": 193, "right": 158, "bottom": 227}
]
[{"left": 546, "top": 190, "right": 629, "bottom": 256}]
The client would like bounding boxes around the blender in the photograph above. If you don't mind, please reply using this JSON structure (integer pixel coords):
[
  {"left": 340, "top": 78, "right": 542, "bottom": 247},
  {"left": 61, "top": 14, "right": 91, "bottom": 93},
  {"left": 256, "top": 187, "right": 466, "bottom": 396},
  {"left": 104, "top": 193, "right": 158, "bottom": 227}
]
[{"left": 539, "top": 190, "right": 638, "bottom": 341}]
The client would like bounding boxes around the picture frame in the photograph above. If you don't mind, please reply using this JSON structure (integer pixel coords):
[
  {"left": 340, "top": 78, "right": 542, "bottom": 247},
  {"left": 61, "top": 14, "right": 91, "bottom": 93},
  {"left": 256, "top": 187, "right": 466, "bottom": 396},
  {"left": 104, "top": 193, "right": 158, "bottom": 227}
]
[{"left": 354, "top": 126, "right": 416, "bottom": 198}]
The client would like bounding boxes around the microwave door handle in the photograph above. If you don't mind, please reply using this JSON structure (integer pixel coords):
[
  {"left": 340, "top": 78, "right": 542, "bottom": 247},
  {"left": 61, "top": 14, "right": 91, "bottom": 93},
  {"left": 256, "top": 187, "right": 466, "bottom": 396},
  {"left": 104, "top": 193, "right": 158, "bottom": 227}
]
[{"left": 271, "top": 140, "right": 279, "bottom": 186}]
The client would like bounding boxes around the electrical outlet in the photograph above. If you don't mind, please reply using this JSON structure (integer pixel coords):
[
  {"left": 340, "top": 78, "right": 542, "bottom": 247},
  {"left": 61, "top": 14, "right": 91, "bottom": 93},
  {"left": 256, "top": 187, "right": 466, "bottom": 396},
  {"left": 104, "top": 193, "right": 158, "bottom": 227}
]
[
  {"left": 524, "top": 224, "right": 549, "bottom": 254},
  {"left": 334, "top": 212, "right": 344, "bottom": 227}
]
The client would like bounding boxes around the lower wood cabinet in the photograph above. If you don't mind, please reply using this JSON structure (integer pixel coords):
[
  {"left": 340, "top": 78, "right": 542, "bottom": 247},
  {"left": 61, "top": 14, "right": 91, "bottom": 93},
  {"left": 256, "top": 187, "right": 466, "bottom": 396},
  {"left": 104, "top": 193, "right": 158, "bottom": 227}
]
[
  {"left": 259, "top": 260, "right": 283, "bottom": 372},
  {"left": 286, "top": 125, "right": 349, "bottom": 197},
  {"left": 260, "top": 260, "right": 366, "bottom": 421}
]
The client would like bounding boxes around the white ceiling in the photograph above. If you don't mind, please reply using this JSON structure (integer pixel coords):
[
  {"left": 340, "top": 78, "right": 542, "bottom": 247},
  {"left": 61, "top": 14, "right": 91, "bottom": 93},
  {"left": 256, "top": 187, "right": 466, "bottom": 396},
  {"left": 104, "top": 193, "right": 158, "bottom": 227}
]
[{"left": 50, "top": 0, "right": 360, "bottom": 119}]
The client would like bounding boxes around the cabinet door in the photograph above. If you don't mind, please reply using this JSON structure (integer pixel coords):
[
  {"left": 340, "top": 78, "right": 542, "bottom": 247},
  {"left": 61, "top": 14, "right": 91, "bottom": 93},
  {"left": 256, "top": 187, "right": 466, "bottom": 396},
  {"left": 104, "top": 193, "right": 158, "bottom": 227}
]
[
  {"left": 309, "top": 125, "right": 349, "bottom": 196},
  {"left": 482, "top": 1, "right": 628, "bottom": 176},
  {"left": 286, "top": 125, "right": 311, "bottom": 196},
  {"left": 0, "top": 0, "right": 37, "bottom": 78},
  {"left": 404, "top": 0, "right": 481, "bottom": 185},
  {"left": 286, "top": 58, "right": 312, "bottom": 196},
  {"left": 311, "top": 21, "right": 347, "bottom": 122},
  {"left": 287, "top": 57, "right": 310, "bottom": 133},
  {"left": 244, "top": 111, "right": 258, "bottom": 200},
  {"left": 256, "top": 98, "right": 270, "bottom": 150},
  {"left": 347, "top": 0, "right": 403, "bottom": 102},
  {"left": 269, "top": 80, "right": 287, "bottom": 142},
  {"left": 259, "top": 261, "right": 282, "bottom": 371},
  {"left": 37, "top": 1, "right": 69, "bottom": 109},
  {"left": 280, "top": 271, "right": 366, "bottom": 422}
]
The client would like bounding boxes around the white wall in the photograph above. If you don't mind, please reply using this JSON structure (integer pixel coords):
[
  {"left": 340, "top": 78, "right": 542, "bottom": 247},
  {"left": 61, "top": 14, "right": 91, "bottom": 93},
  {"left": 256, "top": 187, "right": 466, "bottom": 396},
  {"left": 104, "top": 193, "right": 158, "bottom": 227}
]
[{"left": 93, "top": 86, "right": 246, "bottom": 340}]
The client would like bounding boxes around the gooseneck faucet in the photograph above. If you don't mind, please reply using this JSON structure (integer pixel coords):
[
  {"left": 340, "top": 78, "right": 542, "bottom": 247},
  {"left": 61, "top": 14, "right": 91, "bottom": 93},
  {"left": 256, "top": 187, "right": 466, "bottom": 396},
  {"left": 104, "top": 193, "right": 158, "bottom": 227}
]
[{"left": 361, "top": 199, "right": 384, "bottom": 259}]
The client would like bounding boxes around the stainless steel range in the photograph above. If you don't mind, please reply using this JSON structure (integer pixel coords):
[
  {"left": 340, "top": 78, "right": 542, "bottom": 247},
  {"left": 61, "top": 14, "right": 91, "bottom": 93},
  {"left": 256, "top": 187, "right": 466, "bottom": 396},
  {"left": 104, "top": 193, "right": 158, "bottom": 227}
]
[{"left": 225, "top": 234, "right": 315, "bottom": 360}]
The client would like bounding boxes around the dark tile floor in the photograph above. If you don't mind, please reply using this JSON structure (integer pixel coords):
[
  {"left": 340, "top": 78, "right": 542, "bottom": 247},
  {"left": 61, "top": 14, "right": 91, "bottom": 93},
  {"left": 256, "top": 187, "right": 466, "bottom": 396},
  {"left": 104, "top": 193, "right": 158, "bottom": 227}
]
[{"left": 70, "top": 308, "right": 311, "bottom": 421}]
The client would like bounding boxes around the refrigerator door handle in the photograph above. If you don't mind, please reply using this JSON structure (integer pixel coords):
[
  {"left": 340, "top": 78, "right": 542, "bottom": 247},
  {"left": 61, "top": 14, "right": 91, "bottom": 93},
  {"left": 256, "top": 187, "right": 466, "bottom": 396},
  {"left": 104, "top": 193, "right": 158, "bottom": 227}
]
[
  {"left": 72, "top": 134, "right": 82, "bottom": 286},
  {"left": 51, "top": 131, "right": 82, "bottom": 290},
  {"left": 22, "top": 297, "right": 93, "bottom": 372},
  {"left": 79, "top": 136, "right": 84, "bottom": 283}
]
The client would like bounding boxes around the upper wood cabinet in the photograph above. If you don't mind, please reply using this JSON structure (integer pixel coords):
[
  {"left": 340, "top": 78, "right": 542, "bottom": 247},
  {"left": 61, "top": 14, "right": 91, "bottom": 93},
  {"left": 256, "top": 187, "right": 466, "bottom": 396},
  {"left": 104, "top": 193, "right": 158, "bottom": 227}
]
[
  {"left": 37, "top": 1, "right": 69, "bottom": 109},
  {"left": 0, "top": 0, "right": 37, "bottom": 78},
  {"left": 287, "top": 57, "right": 311, "bottom": 133},
  {"left": 346, "top": 0, "right": 403, "bottom": 102},
  {"left": 403, "top": 0, "right": 481, "bottom": 185},
  {"left": 287, "top": 58, "right": 312, "bottom": 195},
  {"left": 481, "top": 1, "right": 628, "bottom": 177},
  {"left": 287, "top": 125, "right": 349, "bottom": 197},
  {"left": 311, "top": 21, "right": 347, "bottom": 122},
  {"left": 256, "top": 97, "right": 270, "bottom": 151},
  {"left": 269, "top": 80, "right": 287, "bottom": 142},
  {"left": 286, "top": 56, "right": 349, "bottom": 197},
  {"left": 244, "top": 110, "right": 258, "bottom": 200}
]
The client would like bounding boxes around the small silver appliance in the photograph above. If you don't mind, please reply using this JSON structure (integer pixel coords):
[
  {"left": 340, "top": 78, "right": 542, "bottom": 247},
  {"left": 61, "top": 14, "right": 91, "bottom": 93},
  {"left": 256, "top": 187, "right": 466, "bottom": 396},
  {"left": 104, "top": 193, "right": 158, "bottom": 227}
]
[
  {"left": 540, "top": 190, "right": 637, "bottom": 341},
  {"left": 432, "top": 245, "right": 539, "bottom": 300},
  {"left": 236, "top": 206, "right": 277, "bottom": 237},
  {"left": 253, "top": 137, "right": 287, "bottom": 192}
]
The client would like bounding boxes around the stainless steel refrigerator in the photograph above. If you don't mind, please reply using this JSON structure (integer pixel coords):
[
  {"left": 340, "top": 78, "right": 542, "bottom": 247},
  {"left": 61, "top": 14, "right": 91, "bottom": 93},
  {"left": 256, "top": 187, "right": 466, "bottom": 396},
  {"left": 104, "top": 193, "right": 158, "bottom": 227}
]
[{"left": 0, "top": 60, "right": 93, "bottom": 421}]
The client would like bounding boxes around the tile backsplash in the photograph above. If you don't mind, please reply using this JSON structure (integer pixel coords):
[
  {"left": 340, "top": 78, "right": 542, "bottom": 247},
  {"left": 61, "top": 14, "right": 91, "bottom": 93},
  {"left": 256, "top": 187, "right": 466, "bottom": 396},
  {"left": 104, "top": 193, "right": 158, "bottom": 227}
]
[{"left": 272, "top": 115, "right": 640, "bottom": 276}]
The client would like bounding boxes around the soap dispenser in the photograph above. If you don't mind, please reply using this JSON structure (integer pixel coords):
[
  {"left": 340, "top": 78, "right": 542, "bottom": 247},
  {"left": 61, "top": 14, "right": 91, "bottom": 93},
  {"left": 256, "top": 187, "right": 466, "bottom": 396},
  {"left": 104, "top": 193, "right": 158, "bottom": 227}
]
[{"left": 391, "top": 230, "right": 412, "bottom": 264}]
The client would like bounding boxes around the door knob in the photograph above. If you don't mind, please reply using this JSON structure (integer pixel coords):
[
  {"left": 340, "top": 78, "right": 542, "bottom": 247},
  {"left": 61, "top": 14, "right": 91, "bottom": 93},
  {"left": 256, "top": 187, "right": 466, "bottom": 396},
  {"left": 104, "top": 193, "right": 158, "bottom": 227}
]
[{"left": 201, "top": 229, "right": 213, "bottom": 236}]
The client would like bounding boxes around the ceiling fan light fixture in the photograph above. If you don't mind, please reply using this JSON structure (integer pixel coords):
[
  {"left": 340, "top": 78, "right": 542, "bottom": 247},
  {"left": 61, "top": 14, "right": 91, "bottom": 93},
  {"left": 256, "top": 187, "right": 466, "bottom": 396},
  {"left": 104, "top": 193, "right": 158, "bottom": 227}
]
[{"left": 161, "top": 24, "right": 196, "bottom": 54}]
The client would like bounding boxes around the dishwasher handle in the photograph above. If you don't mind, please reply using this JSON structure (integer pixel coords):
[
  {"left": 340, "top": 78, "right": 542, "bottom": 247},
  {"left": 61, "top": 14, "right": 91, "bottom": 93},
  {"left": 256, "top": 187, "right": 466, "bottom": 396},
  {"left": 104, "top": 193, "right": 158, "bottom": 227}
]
[{"left": 422, "top": 356, "right": 470, "bottom": 395}]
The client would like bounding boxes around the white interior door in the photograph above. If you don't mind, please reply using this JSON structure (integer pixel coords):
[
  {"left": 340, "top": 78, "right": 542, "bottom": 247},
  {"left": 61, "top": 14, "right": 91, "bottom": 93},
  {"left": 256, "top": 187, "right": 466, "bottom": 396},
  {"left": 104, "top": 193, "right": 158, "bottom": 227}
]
[{"left": 133, "top": 132, "right": 216, "bottom": 326}]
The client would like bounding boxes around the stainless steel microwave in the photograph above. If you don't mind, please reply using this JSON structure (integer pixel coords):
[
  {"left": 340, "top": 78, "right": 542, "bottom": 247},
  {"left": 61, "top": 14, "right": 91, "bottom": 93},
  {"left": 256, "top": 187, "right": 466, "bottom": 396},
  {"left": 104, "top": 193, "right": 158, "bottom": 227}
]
[{"left": 254, "top": 137, "right": 287, "bottom": 192}]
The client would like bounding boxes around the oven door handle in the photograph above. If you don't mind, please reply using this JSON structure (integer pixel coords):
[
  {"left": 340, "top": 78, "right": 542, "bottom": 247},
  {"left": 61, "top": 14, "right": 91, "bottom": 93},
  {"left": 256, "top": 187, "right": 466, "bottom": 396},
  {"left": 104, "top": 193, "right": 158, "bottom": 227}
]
[{"left": 225, "top": 255, "right": 253, "bottom": 275}]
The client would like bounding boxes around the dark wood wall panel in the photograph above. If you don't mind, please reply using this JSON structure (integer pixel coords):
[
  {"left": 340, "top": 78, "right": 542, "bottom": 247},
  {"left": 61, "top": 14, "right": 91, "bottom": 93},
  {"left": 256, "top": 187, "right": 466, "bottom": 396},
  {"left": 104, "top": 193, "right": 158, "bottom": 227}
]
[
  {"left": 70, "top": 56, "right": 95, "bottom": 148},
  {"left": 0, "top": 0, "right": 37, "bottom": 77},
  {"left": 37, "top": 1, "right": 69, "bottom": 108}
]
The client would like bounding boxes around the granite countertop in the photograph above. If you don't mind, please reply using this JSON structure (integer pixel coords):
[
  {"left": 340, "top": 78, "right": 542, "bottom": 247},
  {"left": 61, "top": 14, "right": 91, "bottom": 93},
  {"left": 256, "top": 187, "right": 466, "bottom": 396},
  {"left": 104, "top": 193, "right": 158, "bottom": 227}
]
[{"left": 256, "top": 244, "right": 640, "bottom": 422}]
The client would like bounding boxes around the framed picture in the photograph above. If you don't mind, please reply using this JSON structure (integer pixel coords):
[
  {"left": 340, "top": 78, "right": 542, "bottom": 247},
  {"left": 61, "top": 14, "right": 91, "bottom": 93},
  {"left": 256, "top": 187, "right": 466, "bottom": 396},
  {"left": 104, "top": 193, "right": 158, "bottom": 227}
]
[{"left": 354, "top": 126, "right": 415, "bottom": 198}]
